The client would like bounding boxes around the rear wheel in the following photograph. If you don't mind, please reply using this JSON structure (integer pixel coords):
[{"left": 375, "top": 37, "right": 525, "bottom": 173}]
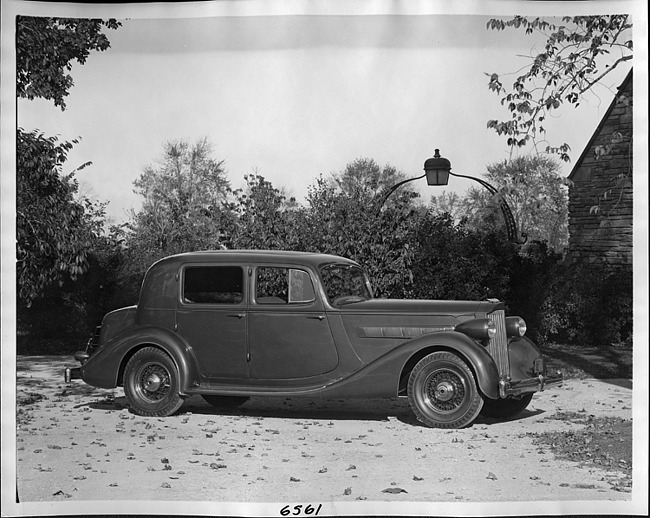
[
  {"left": 201, "top": 395, "right": 249, "bottom": 408},
  {"left": 480, "top": 393, "right": 533, "bottom": 419},
  {"left": 123, "top": 347, "right": 184, "bottom": 417},
  {"left": 407, "top": 351, "right": 483, "bottom": 429}
]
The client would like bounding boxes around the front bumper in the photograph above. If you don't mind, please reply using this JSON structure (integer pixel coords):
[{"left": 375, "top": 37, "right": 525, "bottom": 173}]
[{"left": 499, "top": 370, "right": 563, "bottom": 398}]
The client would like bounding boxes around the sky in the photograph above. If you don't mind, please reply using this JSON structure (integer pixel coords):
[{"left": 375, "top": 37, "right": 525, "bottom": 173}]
[{"left": 7, "top": 0, "right": 639, "bottom": 223}]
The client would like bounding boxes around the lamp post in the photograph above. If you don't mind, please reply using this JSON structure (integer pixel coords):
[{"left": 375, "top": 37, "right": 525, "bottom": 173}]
[{"left": 380, "top": 149, "right": 526, "bottom": 244}]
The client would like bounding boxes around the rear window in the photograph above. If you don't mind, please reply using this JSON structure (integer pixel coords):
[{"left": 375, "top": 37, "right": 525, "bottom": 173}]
[{"left": 183, "top": 266, "right": 244, "bottom": 304}]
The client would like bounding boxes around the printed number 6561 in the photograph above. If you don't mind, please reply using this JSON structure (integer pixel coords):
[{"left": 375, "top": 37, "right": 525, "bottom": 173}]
[{"left": 280, "top": 504, "right": 323, "bottom": 516}]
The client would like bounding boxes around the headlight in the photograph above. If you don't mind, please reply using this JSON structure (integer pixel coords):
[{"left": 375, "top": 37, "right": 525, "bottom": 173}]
[
  {"left": 506, "top": 316, "right": 527, "bottom": 337},
  {"left": 455, "top": 319, "right": 496, "bottom": 342}
]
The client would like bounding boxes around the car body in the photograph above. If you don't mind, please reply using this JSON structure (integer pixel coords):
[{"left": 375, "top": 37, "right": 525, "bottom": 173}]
[{"left": 65, "top": 250, "right": 562, "bottom": 428}]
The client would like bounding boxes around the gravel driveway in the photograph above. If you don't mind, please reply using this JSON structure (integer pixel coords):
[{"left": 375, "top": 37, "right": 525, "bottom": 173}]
[{"left": 11, "top": 355, "right": 639, "bottom": 515}]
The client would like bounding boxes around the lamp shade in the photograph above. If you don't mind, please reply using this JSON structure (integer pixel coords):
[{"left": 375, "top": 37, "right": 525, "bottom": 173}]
[{"left": 424, "top": 149, "right": 451, "bottom": 186}]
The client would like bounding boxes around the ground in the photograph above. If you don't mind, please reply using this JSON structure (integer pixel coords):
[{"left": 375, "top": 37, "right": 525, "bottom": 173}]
[{"left": 10, "top": 342, "right": 639, "bottom": 515}]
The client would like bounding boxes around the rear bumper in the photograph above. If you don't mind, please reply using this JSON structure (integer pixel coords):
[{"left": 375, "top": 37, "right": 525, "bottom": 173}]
[
  {"left": 64, "top": 349, "right": 91, "bottom": 383},
  {"left": 64, "top": 367, "right": 82, "bottom": 383},
  {"left": 499, "top": 370, "right": 563, "bottom": 398}
]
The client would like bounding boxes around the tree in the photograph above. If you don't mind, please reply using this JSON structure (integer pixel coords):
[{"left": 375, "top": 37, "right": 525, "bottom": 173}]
[
  {"left": 428, "top": 191, "right": 470, "bottom": 223},
  {"left": 485, "top": 15, "right": 632, "bottom": 161},
  {"left": 225, "top": 173, "right": 300, "bottom": 250},
  {"left": 17, "top": 16, "right": 121, "bottom": 110},
  {"left": 16, "top": 16, "right": 121, "bottom": 310},
  {"left": 460, "top": 156, "right": 569, "bottom": 250},
  {"left": 126, "top": 138, "right": 230, "bottom": 270},
  {"left": 16, "top": 130, "right": 105, "bottom": 306},
  {"left": 299, "top": 161, "right": 422, "bottom": 297}
]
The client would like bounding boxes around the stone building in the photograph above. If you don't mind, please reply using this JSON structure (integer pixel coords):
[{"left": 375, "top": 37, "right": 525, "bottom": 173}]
[{"left": 566, "top": 69, "right": 633, "bottom": 269}]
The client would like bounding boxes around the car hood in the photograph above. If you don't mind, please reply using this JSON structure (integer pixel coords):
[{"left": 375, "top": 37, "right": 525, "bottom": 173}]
[{"left": 335, "top": 298, "right": 503, "bottom": 315}]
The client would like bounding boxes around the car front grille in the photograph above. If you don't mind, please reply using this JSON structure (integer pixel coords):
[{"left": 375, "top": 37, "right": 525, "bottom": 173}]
[{"left": 487, "top": 310, "right": 509, "bottom": 378}]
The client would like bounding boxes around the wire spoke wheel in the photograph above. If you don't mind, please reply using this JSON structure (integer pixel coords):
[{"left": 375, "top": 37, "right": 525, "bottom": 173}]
[
  {"left": 135, "top": 363, "right": 172, "bottom": 403},
  {"left": 408, "top": 352, "right": 483, "bottom": 429},
  {"left": 124, "top": 347, "right": 184, "bottom": 417}
]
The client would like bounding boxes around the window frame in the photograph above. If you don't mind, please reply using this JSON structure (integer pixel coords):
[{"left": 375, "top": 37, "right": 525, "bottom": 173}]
[
  {"left": 180, "top": 264, "right": 246, "bottom": 306},
  {"left": 253, "top": 265, "right": 317, "bottom": 306}
]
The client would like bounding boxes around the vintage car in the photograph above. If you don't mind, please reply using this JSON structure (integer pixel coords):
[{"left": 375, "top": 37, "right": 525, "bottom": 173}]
[{"left": 65, "top": 250, "right": 562, "bottom": 428}]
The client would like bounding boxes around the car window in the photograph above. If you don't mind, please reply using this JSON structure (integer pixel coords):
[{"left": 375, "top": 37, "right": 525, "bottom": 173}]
[
  {"left": 320, "top": 264, "right": 373, "bottom": 303},
  {"left": 256, "top": 267, "right": 315, "bottom": 304},
  {"left": 183, "top": 266, "right": 244, "bottom": 304}
]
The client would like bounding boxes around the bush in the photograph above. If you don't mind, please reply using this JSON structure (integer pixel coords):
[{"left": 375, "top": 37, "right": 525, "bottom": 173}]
[
  {"left": 409, "top": 212, "right": 518, "bottom": 301},
  {"left": 535, "top": 264, "right": 633, "bottom": 346}
]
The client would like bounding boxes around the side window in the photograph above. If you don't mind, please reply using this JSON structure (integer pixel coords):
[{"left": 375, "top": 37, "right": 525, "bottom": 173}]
[
  {"left": 183, "top": 266, "right": 243, "bottom": 304},
  {"left": 256, "top": 267, "right": 315, "bottom": 304}
]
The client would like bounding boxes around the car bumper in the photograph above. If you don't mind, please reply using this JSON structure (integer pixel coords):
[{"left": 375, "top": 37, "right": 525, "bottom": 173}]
[
  {"left": 64, "top": 367, "right": 82, "bottom": 383},
  {"left": 499, "top": 370, "right": 563, "bottom": 398},
  {"left": 64, "top": 350, "right": 91, "bottom": 383}
]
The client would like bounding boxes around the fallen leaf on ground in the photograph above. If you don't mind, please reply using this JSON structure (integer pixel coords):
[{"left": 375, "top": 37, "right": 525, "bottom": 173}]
[{"left": 382, "top": 487, "right": 407, "bottom": 494}]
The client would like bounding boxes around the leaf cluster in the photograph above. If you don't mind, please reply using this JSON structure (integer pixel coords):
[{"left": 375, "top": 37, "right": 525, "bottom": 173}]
[
  {"left": 486, "top": 15, "right": 632, "bottom": 161},
  {"left": 16, "top": 16, "right": 121, "bottom": 110},
  {"left": 16, "top": 129, "right": 107, "bottom": 306}
]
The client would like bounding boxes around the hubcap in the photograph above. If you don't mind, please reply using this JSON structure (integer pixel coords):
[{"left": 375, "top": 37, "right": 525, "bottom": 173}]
[
  {"left": 144, "top": 372, "right": 163, "bottom": 392},
  {"left": 137, "top": 363, "right": 170, "bottom": 402},
  {"left": 425, "top": 369, "right": 466, "bottom": 412},
  {"left": 434, "top": 380, "right": 455, "bottom": 402}
]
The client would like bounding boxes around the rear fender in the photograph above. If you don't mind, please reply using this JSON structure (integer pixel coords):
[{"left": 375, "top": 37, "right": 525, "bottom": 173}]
[
  {"left": 402, "top": 331, "right": 500, "bottom": 399},
  {"left": 81, "top": 326, "right": 199, "bottom": 393}
]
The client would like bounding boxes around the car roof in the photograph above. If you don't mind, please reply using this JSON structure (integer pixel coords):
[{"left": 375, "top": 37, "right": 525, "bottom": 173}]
[{"left": 149, "top": 250, "right": 360, "bottom": 271}]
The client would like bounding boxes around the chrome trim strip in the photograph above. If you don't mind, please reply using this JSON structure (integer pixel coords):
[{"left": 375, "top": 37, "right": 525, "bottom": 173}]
[{"left": 487, "top": 310, "right": 509, "bottom": 377}]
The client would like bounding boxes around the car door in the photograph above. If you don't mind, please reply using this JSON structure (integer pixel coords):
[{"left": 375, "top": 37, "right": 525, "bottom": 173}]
[
  {"left": 176, "top": 264, "right": 249, "bottom": 380},
  {"left": 248, "top": 265, "right": 339, "bottom": 380}
]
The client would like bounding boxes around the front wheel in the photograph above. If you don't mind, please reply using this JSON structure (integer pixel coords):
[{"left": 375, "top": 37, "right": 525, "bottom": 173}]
[
  {"left": 123, "top": 347, "right": 184, "bottom": 417},
  {"left": 480, "top": 393, "right": 533, "bottom": 419},
  {"left": 407, "top": 351, "right": 484, "bottom": 429}
]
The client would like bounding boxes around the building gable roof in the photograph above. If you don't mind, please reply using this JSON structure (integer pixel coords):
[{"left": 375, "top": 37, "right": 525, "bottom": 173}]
[{"left": 568, "top": 68, "right": 633, "bottom": 180}]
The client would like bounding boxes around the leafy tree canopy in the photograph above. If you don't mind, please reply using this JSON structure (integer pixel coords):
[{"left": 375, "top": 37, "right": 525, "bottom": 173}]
[
  {"left": 430, "top": 155, "right": 568, "bottom": 251},
  {"left": 17, "top": 130, "right": 105, "bottom": 306},
  {"left": 17, "top": 16, "right": 121, "bottom": 110},
  {"left": 486, "top": 15, "right": 632, "bottom": 161},
  {"left": 126, "top": 138, "right": 230, "bottom": 267}
]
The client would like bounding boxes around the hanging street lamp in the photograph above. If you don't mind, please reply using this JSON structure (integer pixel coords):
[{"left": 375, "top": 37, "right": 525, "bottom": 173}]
[{"left": 379, "top": 149, "right": 526, "bottom": 244}]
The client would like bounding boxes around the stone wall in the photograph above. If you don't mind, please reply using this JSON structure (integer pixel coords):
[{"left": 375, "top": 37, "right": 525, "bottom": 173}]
[{"left": 567, "top": 71, "right": 633, "bottom": 269}]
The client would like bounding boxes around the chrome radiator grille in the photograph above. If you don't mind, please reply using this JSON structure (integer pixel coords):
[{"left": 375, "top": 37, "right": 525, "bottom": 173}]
[{"left": 487, "top": 310, "right": 509, "bottom": 377}]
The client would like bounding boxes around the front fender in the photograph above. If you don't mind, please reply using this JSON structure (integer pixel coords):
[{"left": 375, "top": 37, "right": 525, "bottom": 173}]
[
  {"left": 80, "top": 326, "right": 199, "bottom": 393},
  {"left": 404, "top": 331, "right": 501, "bottom": 399}
]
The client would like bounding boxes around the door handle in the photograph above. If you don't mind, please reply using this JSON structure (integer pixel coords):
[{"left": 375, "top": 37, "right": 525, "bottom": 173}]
[
  {"left": 308, "top": 315, "right": 325, "bottom": 321},
  {"left": 228, "top": 313, "right": 246, "bottom": 319}
]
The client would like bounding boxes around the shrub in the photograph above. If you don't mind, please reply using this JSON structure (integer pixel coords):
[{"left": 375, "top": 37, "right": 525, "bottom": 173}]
[{"left": 536, "top": 264, "right": 633, "bottom": 346}]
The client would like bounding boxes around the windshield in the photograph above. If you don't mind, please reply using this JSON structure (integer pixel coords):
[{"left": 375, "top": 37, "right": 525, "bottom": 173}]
[{"left": 320, "top": 264, "right": 373, "bottom": 305}]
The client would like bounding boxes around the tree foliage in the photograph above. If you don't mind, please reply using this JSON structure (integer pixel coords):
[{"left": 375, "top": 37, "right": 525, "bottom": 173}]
[
  {"left": 486, "top": 15, "right": 632, "bottom": 161},
  {"left": 125, "top": 138, "right": 231, "bottom": 271},
  {"left": 476, "top": 156, "right": 568, "bottom": 249},
  {"left": 16, "top": 16, "right": 121, "bottom": 310},
  {"left": 16, "top": 130, "right": 105, "bottom": 306},
  {"left": 431, "top": 156, "right": 568, "bottom": 251},
  {"left": 16, "top": 16, "right": 121, "bottom": 110},
  {"left": 225, "top": 173, "right": 300, "bottom": 250}
]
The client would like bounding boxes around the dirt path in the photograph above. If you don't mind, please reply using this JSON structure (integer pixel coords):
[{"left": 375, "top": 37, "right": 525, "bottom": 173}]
[{"left": 12, "top": 355, "right": 636, "bottom": 513}]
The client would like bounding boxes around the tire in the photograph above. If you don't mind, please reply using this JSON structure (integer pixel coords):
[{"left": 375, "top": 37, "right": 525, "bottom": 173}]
[
  {"left": 407, "top": 351, "right": 484, "bottom": 429},
  {"left": 479, "top": 393, "right": 533, "bottom": 419},
  {"left": 123, "top": 347, "right": 184, "bottom": 417},
  {"left": 201, "top": 395, "right": 249, "bottom": 408}
]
